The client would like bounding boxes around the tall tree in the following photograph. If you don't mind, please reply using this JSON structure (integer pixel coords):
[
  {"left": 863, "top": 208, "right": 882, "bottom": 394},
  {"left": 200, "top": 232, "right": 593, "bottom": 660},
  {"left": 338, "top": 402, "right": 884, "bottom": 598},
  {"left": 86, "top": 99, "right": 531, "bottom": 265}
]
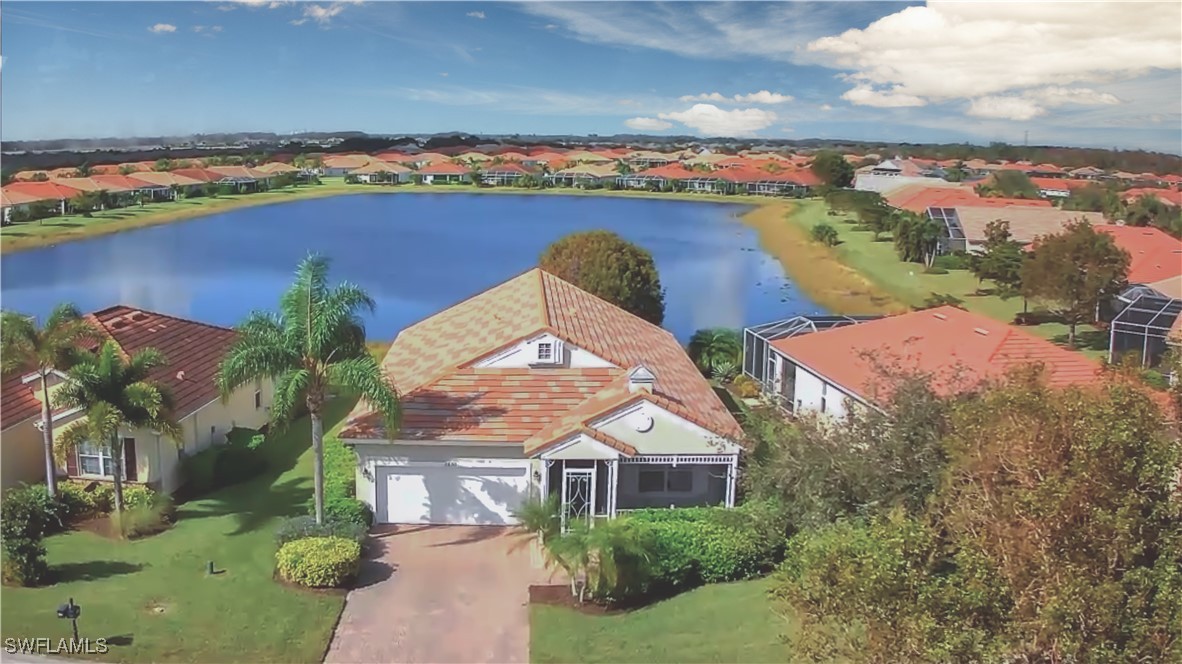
[
  {"left": 54, "top": 341, "right": 180, "bottom": 513},
  {"left": 810, "top": 150, "right": 855, "bottom": 188},
  {"left": 1020, "top": 220, "right": 1130, "bottom": 346},
  {"left": 540, "top": 230, "right": 666, "bottom": 325},
  {"left": 0, "top": 304, "right": 99, "bottom": 497},
  {"left": 978, "top": 170, "right": 1039, "bottom": 199},
  {"left": 969, "top": 220, "right": 1025, "bottom": 296},
  {"left": 216, "top": 255, "right": 400, "bottom": 524}
]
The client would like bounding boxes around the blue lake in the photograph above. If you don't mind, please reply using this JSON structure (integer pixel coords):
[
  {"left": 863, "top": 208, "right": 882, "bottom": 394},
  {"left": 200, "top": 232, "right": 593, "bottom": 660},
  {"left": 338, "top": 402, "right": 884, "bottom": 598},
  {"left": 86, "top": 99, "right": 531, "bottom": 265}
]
[{"left": 0, "top": 194, "right": 824, "bottom": 342}]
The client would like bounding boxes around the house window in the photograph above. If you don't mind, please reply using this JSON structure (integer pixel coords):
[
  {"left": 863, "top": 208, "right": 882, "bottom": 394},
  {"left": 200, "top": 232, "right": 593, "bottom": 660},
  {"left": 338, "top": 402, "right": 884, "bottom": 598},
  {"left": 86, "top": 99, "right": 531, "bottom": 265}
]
[
  {"left": 254, "top": 389, "right": 262, "bottom": 410},
  {"left": 78, "top": 441, "right": 129, "bottom": 477},
  {"left": 638, "top": 469, "right": 694, "bottom": 494},
  {"left": 820, "top": 385, "right": 828, "bottom": 414},
  {"left": 537, "top": 342, "right": 553, "bottom": 362}
]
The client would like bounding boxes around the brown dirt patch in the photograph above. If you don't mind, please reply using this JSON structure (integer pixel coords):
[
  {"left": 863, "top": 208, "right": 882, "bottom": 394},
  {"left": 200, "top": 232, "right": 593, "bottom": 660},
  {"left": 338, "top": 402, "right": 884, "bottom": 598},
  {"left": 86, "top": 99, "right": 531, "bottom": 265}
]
[{"left": 528, "top": 584, "right": 619, "bottom": 615}]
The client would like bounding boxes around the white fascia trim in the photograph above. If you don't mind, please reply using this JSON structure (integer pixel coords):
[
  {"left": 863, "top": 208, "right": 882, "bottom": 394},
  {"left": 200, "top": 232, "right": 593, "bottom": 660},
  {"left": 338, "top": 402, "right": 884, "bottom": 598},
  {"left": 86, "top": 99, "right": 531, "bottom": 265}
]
[
  {"left": 535, "top": 432, "right": 622, "bottom": 460},
  {"left": 768, "top": 347, "right": 874, "bottom": 411},
  {"left": 21, "top": 368, "right": 70, "bottom": 384}
]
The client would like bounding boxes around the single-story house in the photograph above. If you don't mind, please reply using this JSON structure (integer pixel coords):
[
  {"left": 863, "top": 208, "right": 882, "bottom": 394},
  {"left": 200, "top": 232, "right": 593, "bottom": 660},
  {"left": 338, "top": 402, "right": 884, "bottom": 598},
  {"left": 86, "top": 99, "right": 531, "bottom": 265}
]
[
  {"left": 882, "top": 182, "right": 1050, "bottom": 214},
  {"left": 1, "top": 187, "right": 52, "bottom": 223},
  {"left": 417, "top": 162, "right": 471, "bottom": 185},
  {"left": 1121, "top": 187, "right": 1182, "bottom": 207},
  {"left": 617, "top": 164, "right": 699, "bottom": 189},
  {"left": 625, "top": 151, "right": 676, "bottom": 170},
  {"left": 321, "top": 155, "right": 374, "bottom": 176},
  {"left": 931, "top": 206, "right": 1107, "bottom": 253},
  {"left": 349, "top": 161, "right": 412, "bottom": 184},
  {"left": 0, "top": 306, "right": 273, "bottom": 493},
  {"left": 547, "top": 163, "right": 619, "bottom": 188},
  {"left": 743, "top": 306, "right": 1102, "bottom": 419},
  {"left": 480, "top": 163, "right": 534, "bottom": 186},
  {"left": 123, "top": 171, "right": 207, "bottom": 199},
  {"left": 338, "top": 268, "right": 744, "bottom": 527},
  {"left": 1, "top": 181, "right": 85, "bottom": 215},
  {"left": 1099, "top": 225, "right": 1182, "bottom": 300}
]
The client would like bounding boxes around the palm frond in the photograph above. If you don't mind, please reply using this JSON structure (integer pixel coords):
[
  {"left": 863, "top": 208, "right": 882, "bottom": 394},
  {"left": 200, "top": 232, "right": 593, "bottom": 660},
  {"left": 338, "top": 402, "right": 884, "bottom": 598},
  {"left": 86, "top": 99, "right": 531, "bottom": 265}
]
[
  {"left": 126, "top": 347, "right": 169, "bottom": 382},
  {"left": 327, "top": 356, "right": 400, "bottom": 436},
  {"left": 270, "top": 368, "right": 312, "bottom": 428},
  {"left": 123, "top": 382, "right": 166, "bottom": 418},
  {"left": 216, "top": 334, "right": 299, "bottom": 397},
  {"left": 0, "top": 311, "right": 38, "bottom": 374}
]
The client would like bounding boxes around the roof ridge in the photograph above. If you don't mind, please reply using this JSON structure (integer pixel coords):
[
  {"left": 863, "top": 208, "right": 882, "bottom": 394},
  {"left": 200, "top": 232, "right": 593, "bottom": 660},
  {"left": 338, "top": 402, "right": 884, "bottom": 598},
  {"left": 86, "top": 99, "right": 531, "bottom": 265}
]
[
  {"left": 93, "top": 304, "right": 235, "bottom": 336},
  {"left": 536, "top": 269, "right": 551, "bottom": 328}
]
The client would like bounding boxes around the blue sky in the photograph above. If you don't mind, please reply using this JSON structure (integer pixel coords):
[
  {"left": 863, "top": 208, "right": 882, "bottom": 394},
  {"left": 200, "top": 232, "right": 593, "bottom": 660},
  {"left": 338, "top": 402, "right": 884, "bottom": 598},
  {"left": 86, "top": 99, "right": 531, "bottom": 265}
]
[{"left": 2, "top": 1, "right": 1180, "bottom": 151}]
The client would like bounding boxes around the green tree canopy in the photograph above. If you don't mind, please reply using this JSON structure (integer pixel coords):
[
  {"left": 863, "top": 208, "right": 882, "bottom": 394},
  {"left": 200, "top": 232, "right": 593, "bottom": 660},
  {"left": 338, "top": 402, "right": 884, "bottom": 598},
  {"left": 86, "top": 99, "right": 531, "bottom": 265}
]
[
  {"left": 969, "top": 220, "right": 1025, "bottom": 297},
  {"left": 978, "top": 170, "right": 1040, "bottom": 199},
  {"left": 810, "top": 150, "right": 855, "bottom": 188},
  {"left": 539, "top": 230, "right": 666, "bottom": 325},
  {"left": 892, "top": 211, "right": 942, "bottom": 267},
  {"left": 1020, "top": 220, "right": 1129, "bottom": 346},
  {"left": 687, "top": 328, "right": 741, "bottom": 378}
]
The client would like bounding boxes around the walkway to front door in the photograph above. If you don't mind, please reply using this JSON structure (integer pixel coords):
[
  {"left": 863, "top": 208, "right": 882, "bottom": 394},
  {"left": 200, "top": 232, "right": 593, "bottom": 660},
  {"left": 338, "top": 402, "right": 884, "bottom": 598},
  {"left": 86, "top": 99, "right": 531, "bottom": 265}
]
[{"left": 324, "top": 525, "right": 554, "bottom": 664}]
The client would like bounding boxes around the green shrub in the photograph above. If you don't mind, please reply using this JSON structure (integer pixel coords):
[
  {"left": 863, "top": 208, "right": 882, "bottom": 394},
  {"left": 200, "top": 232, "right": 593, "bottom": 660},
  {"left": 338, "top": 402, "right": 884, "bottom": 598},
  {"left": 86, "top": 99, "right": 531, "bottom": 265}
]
[
  {"left": 732, "top": 374, "right": 761, "bottom": 399},
  {"left": 275, "top": 516, "right": 367, "bottom": 546},
  {"left": 88, "top": 483, "right": 114, "bottom": 513},
  {"left": 932, "top": 253, "right": 970, "bottom": 270},
  {"left": 55, "top": 482, "right": 99, "bottom": 521},
  {"left": 0, "top": 485, "right": 55, "bottom": 586},
  {"left": 810, "top": 223, "right": 840, "bottom": 247},
  {"left": 309, "top": 495, "right": 373, "bottom": 527},
  {"left": 304, "top": 432, "right": 370, "bottom": 526},
  {"left": 182, "top": 428, "right": 267, "bottom": 495},
  {"left": 122, "top": 485, "right": 159, "bottom": 511},
  {"left": 109, "top": 494, "right": 175, "bottom": 539},
  {"left": 276, "top": 536, "right": 361, "bottom": 588}
]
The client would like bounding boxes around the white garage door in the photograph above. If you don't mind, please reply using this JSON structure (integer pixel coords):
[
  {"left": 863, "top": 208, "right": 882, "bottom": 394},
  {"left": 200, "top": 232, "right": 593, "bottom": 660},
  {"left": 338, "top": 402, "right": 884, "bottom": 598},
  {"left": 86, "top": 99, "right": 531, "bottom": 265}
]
[{"left": 378, "top": 463, "right": 530, "bottom": 526}]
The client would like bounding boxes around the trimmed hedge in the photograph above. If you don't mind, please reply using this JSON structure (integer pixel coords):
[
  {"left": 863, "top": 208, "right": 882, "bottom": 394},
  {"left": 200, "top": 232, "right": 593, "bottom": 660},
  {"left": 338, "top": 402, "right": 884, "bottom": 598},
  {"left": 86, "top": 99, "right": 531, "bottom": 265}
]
[
  {"left": 625, "top": 501, "right": 790, "bottom": 591},
  {"left": 275, "top": 516, "right": 367, "bottom": 546},
  {"left": 305, "top": 432, "right": 372, "bottom": 527},
  {"left": 276, "top": 536, "right": 360, "bottom": 588},
  {"left": 0, "top": 486, "right": 55, "bottom": 586}
]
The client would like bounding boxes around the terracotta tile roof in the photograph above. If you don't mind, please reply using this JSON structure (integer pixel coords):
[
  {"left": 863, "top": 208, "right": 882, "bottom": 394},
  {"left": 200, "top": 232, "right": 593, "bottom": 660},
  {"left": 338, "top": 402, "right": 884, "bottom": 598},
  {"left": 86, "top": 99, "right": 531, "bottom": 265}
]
[
  {"left": 323, "top": 155, "right": 373, "bottom": 170},
  {"left": 1029, "top": 177, "right": 1094, "bottom": 192},
  {"left": 169, "top": 168, "right": 222, "bottom": 183},
  {"left": 91, "top": 174, "right": 160, "bottom": 191},
  {"left": 630, "top": 164, "right": 700, "bottom": 180},
  {"left": 85, "top": 306, "right": 239, "bottom": 419},
  {"left": 341, "top": 269, "right": 742, "bottom": 449},
  {"left": 205, "top": 165, "right": 269, "bottom": 180},
  {"left": 1122, "top": 187, "right": 1182, "bottom": 206},
  {"left": 1, "top": 306, "right": 239, "bottom": 430},
  {"left": 481, "top": 163, "right": 534, "bottom": 176},
  {"left": 350, "top": 161, "right": 411, "bottom": 175},
  {"left": 883, "top": 183, "right": 1051, "bottom": 214},
  {"left": 3, "top": 181, "right": 85, "bottom": 200},
  {"left": 1095, "top": 225, "right": 1182, "bottom": 287},
  {"left": 125, "top": 171, "right": 205, "bottom": 188},
  {"left": 420, "top": 162, "right": 471, "bottom": 175},
  {"left": 254, "top": 162, "right": 301, "bottom": 174},
  {"left": 50, "top": 177, "right": 131, "bottom": 194},
  {"left": 12, "top": 171, "right": 51, "bottom": 181},
  {"left": 1, "top": 187, "right": 50, "bottom": 206},
  {"left": 769, "top": 306, "right": 1103, "bottom": 404}
]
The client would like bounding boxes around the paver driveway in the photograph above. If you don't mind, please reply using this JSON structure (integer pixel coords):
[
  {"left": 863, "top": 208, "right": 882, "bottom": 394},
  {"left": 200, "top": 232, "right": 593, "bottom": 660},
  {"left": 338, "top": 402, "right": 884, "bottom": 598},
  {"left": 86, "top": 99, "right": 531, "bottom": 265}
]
[{"left": 324, "top": 525, "right": 554, "bottom": 664}]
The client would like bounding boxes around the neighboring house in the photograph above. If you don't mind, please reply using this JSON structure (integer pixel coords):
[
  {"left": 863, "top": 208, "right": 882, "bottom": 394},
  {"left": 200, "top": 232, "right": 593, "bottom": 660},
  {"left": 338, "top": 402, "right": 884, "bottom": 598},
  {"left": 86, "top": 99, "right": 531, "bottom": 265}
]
[
  {"left": 0, "top": 306, "right": 273, "bottom": 493},
  {"left": 743, "top": 306, "right": 1102, "bottom": 419},
  {"left": 1, "top": 187, "right": 51, "bottom": 223},
  {"left": 124, "top": 170, "right": 207, "bottom": 198},
  {"left": 1102, "top": 226, "right": 1182, "bottom": 368},
  {"left": 418, "top": 162, "right": 471, "bottom": 185},
  {"left": 547, "top": 163, "right": 619, "bottom": 188},
  {"left": 480, "top": 163, "right": 534, "bottom": 186},
  {"left": 321, "top": 155, "right": 373, "bottom": 177},
  {"left": 853, "top": 158, "right": 946, "bottom": 193},
  {"left": 349, "top": 161, "right": 412, "bottom": 184},
  {"left": 882, "top": 182, "right": 1050, "bottom": 214},
  {"left": 1121, "top": 187, "right": 1182, "bottom": 207},
  {"left": 1029, "top": 177, "right": 1094, "bottom": 199},
  {"left": 339, "top": 269, "right": 744, "bottom": 527},
  {"left": 930, "top": 206, "right": 1106, "bottom": 253}
]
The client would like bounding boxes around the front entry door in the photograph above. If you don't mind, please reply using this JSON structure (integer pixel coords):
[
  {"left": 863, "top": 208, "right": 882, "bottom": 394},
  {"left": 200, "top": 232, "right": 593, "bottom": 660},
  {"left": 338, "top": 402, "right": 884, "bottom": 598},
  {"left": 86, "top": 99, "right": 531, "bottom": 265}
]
[{"left": 561, "top": 467, "right": 595, "bottom": 531}]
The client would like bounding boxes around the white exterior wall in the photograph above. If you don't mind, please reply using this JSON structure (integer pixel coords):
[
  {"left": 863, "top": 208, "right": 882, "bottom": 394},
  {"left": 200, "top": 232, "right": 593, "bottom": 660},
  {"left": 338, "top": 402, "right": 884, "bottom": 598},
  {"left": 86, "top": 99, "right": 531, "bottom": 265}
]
[
  {"left": 593, "top": 401, "right": 735, "bottom": 455},
  {"left": 474, "top": 333, "right": 616, "bottom": 369},
  {"left": 791, "top": 365, "right": 852, "bottom": 419},
  {"left": 350, "top": 442, "right": 536, "bottom": 515}
]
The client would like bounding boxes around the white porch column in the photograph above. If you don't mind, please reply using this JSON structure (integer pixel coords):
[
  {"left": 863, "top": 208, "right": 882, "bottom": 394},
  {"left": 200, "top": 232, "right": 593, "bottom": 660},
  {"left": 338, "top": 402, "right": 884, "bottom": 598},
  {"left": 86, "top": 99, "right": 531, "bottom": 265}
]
[
  {"left": 607, "top": 459, "right": 619, "bottom": 517},
  {"left": 725, "top": 454, "right": 738, "bottom": 508}
]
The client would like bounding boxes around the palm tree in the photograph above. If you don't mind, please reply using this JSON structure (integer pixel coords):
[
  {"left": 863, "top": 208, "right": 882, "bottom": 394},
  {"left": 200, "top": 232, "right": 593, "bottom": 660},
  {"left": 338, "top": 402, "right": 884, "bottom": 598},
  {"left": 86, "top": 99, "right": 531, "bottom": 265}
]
[
  {"left": 73, "top": 162, "right": 93, "bottom": 178},
  {"left": 687, "top": 328, "right": 742, "bottom": 377},
  {"left": 54, "top": 340, "right": 181, "bottom": 513},
  {"left": 893, "top": 211, "right": 943, "bottom": 267},
  {"left": 1, "top": 304, "right": 99, "bottom": 497},
  {"left": 216, "top": 255, "right": 400, "bottom": 524}
]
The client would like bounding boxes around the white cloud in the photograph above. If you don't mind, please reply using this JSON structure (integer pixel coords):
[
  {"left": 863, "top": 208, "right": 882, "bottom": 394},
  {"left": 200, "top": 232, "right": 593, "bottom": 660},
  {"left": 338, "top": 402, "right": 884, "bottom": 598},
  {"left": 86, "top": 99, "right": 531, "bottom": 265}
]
[
  {"left": 967, "top": 96, "right": 1046, "bottom": 121},
  {"left": 808, "top": 2, "right": 1180, "bottom": 113},
  {"left": 466, "top": 11, "right": 485, "bottom": 20},
  {"left": 148, "top": 23, "right": 177, "bottom": 34},
  {"left": 439, "top": 72, "right": 448, "bottom": 77},
  {"left": 193, "top": 25, "right": 222, "bottom": 34},
  {"left": 679, "top": 90, "right": 792, "bottom": 104},
  {"left": 819, "top": 103, "right": 833, "bottom": 111},
  {"left": 841, "top": 85, "right": 925, "bottom": 108},
  {"left": 291, "top": 1, "right": 360, "bottom": 27},
  {"left": 624, "top": 117, "right": 673, "bottom": 131},
  {"left": 657, "top": 104, "right": 777, "bottom": 137},
  {"left": 733, "top": 90, "right": 793, "bottom": 104}
]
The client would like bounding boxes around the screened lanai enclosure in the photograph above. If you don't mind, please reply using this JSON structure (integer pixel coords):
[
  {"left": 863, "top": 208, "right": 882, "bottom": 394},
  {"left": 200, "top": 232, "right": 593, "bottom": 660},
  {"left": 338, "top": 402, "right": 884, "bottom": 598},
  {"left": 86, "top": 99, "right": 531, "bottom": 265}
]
[
  {"left": 743, "top": 315, "right": 879, "bottom": 407},
  {"left": 1109, "top": 295, "right": 1182, "bottom": 368}
]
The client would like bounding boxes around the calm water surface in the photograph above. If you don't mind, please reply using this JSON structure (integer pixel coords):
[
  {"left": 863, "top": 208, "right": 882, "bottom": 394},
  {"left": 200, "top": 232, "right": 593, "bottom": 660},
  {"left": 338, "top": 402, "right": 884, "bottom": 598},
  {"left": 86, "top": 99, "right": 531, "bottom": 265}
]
[{"left": 0, "top": 194, "right": 824, "bottom": 342}]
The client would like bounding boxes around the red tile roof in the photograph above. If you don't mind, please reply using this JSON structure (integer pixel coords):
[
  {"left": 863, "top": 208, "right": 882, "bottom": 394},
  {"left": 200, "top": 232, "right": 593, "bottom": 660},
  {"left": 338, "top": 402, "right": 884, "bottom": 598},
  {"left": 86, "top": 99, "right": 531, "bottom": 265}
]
[
  {"left": 340, "top": 269, "right": 742, "bottom": 450},
  {"left": 1095, "top": 225, "right": 1182, "bottom": 287},
  {"left": 632, "top": 164, "right": 700, "bottom": 180},
  {"left": 1, "top": 187, "right": 51, "bottom": 206},
  {"left": 1122, "top": 187, "right": 1182, "bottom": 207},
  {"left": 1, "top": 306, "right": 239, "bottom": 430},
  {"left": 91, "top": 174, "right": 159, "bottom": 191},
  {"left": 883, "top": 183, "right": 1051, "bottom": 214},
  {"left": 769, "top": 306, "right": 1103, "bottom": 404},
  {"left": 1029, "top": 177, "right": 1094, "bottom": 192},
  {"left": 3, "top": 181, "right": 85, "bottom": 201},
  {"left": 169, "top": 168, "right": 223, "bottom": 183},
  {"left": 419, "top": 162, "right": 470, "bottom": 175}
]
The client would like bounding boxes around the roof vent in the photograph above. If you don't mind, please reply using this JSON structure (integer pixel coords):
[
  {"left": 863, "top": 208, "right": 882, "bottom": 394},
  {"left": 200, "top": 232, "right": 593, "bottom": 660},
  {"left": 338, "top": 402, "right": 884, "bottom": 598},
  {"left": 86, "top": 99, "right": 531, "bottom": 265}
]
[
  {"left": 932, "top": 312, "right": 948, "bottom": 320},
  {"left": 176, "top": 370, "right": 186, "bottom": 381},
  {"left": 973, "top": 327, "right": 990, "bottom": 336},
  {"left": 130, "top": 311, "right": 149, "bottom": 322},
  {"left": 110, "top": 319, "right": 128, "bottom": 329},
  {"left": 628, "top": 365, "right": 656, "bottom": 394}
]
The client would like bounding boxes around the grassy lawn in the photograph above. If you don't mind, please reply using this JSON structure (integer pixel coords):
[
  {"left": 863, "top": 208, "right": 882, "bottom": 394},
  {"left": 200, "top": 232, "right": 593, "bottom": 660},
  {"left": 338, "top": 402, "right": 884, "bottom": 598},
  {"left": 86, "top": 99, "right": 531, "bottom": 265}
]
[
  {"left": 0, "top": 397, "right": 359, "bottom": 663},
  {"left": 784, "top": 199, "right": 1107, "bottom": 356},
  {"left": 530, "top": 578, "right": 792, "bottom": 664}
]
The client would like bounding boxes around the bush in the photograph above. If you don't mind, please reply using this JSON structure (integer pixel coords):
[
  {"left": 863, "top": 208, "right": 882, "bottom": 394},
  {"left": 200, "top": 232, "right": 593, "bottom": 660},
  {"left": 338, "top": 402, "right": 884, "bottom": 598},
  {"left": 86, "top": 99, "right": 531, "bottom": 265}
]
[
  {"left": 0, "top": 485, "right": 55, "bottom": 586},
  {"left": 110, "top": 497, "right": 175, "bottom": 539},
  {"left": 810, "top": 223, "right": 840, "bottom": 247},
  {"left": 276, "top": 536, "right": 361, "bottom": 588},
  {"left": 275, "top": 516, "right": 367, "bottom": 547},
  {"left": 732, "top": 374, "right": 761, "bottom": 399},
  {"left": 306, "top": 433, "right": 371, "bottom": 526},
  {"left": 932, "top": 253, "right": 970, "bottom": 270},
  {"left": 55, "top": 482, "right": 100, "bottom": 521},
  {"left": 182, "top": 428, "right": 267, "bottom": 495},
  {"left": 309, "top": 495, "right": 373, "bottom": 527},
  {"left": 122, "top": 485, "right": 159, "bottom": 511}
]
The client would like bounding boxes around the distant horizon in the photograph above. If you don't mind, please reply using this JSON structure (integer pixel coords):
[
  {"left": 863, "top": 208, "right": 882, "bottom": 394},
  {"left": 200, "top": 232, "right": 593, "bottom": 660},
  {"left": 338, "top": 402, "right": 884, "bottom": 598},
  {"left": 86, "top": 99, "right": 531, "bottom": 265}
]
[{"left": 2, "top": 2, "right": 1179, "bottom": 152}]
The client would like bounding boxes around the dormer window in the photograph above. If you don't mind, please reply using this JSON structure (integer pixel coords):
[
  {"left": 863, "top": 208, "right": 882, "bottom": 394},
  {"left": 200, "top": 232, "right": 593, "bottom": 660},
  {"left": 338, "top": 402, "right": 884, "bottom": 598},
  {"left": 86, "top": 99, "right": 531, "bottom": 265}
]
[
  {"left": 537, "top": 343, "right": 553, "bottom": 362},
  {"left": 533, "top": 339, "right": 563, "bottom": 365}
]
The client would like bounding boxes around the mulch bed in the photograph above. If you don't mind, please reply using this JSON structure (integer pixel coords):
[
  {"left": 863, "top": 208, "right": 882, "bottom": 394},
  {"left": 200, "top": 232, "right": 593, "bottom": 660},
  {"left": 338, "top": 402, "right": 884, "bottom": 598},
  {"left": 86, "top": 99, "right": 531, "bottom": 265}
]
[
  {"left": 528, "top": 584, "right": 619, "bottom": 615},
  {"left": 70, "top": 514, "right": 173, "bottom": 540}
]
